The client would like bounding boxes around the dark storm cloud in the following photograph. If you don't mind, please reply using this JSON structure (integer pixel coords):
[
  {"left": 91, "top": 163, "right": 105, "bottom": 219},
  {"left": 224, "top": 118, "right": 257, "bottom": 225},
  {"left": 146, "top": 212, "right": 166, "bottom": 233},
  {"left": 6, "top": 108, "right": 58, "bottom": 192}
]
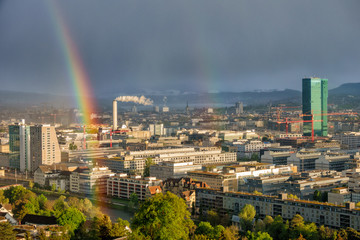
[{"left": 1, "top": 0, "right": 360, "bottom": 95}]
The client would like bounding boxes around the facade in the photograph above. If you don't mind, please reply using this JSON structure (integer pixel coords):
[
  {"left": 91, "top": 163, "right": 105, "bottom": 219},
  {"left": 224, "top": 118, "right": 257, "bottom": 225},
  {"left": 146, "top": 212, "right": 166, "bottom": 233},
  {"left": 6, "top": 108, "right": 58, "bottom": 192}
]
[
  {"left": 261, "top": 149, "right": 292, "bottom": 165},
  {"left": 29, "top": 125, "right": 61, "bottom": 172},
  {"left": 150, "top": 161, "right": 202, "bottom": 180},
  {"left": 70, "top": 166, "right": 115, "bottom": 195},
  {"left": 149, "top": 123, "right": 164, "bottom": 136},
  {"left": 188, "top": 171, "right": 237, "bottom": 192},
  {"left": 335, "top": 132, "right": 360, "bottom": 149},
  {"left": 315, "top": 153, "right": 351, "bottom": 171},
  {"left": 238, "top": 175, "right": 292, "bottom": 195},
  {"left": 287, "top": 151, "right": 321, "bottom": 172},
  {"left": 285, "top": 175, "right": 349, "bottom": 198},
  {"left": 302, "top": 78, "right": 328, "bottom": 136},
  {"left": 328, "top": 187, "right": 351, "bottom": 205},
  {"left": 96, "top": 149, "right": 236, "bottom": 174},
  {"left": 196, "top": 189, "right": 360, "bottom": 231},
  {"left": 235, "top": 102, "right": 244, "bottom": 115},
  {"left": 107, "top": 174, "right": 162, "bottom": 200}
]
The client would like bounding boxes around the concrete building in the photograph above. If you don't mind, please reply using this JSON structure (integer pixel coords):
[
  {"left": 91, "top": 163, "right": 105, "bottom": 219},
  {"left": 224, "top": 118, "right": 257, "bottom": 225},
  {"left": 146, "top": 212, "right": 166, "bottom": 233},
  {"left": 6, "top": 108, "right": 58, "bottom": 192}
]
[
  {"left": 70, "top": 166, "right": 115, "bottom": 195},
  {"left": 96, "top": 148, "right": 236, "bottom": 174},
  {"left": 34, "top": 164, "right": 77, "bottom": 190},
  {"left": 8, "top": 121, "right": 61, "bottom": 172},
  {"left": 287, "top": 151, "right": 321, "bottom": 172},
  {"left": 29, "top": 125, "right": 61, "bottom": 172},
  {"left": 285, "top": 175, "right": 349, "bottom": 198},
  {"left": 235, "top": 102, "right": 244, "bottom": 115},
  {"left": 335, "top": 132, "right": 360, "bottom": 149},
  {"left": 302, "top": 77, "right": 328, "bottom": 136},
  {"left": 238, "top": 174, "right": 292, "bottom": 195},
  {"left": 150, "top": 161, "right": 202, "bottom": 180},
  {"left": 328, "top": 187, "right": 351, "bottom": 205},
  {"left": 149, "top": 123, "right": 164, "bottom": 136},
  {"left": 315, "top": 152, "right": 351, "bottom": 171},
  {"left": 261, "top": 149, "right": 293, "bottom": 165},
  {"left": 188, "top": 171, "right": 237, "bottom": 192},
  {"left": 107, "top": 174, "right": 162, "bottom": 200},
  {"left": 196, "top": 189, "right": 360, "bottom": 230}
]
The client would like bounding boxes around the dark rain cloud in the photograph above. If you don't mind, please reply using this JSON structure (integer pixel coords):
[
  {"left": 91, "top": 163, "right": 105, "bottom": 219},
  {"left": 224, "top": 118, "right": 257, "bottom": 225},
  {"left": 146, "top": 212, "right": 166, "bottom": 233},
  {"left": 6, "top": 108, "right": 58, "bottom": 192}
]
[{"left": 0, "top": 0, "right": 360, "bottom": 95}]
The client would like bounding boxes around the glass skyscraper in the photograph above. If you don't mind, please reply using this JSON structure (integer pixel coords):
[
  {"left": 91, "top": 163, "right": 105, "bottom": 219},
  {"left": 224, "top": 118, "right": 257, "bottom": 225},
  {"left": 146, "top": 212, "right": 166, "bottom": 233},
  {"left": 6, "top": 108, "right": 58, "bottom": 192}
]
[{"left": 302, "top": 78, "right": 328, "bottom": 136}]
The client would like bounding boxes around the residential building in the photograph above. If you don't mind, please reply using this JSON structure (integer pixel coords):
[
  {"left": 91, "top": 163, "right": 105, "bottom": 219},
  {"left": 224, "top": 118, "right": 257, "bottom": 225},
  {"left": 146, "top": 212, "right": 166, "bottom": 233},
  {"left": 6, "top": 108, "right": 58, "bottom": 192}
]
[
  {"left": 335, "top": 132, "right": 360, "bottom": 149},
  {"left": 150, "top": 161, "right": 202, "bottom": 180},
  {"left": 188, "top": 171, "right": 237, "bottom": 192},
  {"left": 315, "top": 152, "right": 351, "bottom": 171},
  {"left": 287, "top": 151, "right": 321, "bottom": 172},
  {"left": 302, "top": 78, "right": 328, "bottom": 136},
  {"left": 107, "top": 174, "right": 162, "bottom": 200},
  {"left": 328, "top": 187, "right": 351, "bottom": 205},
  {"left": 238, "top": 174, "right": 292, "bottom": 195},
  {"left": 8, "top": 121, "right": 61, "bottom": 172},
  {"left": 261, "top": 149, "right": 293, "bottom": 165},
  {"left": 70, "top": 166, "right": 115, "bottom": 195},
  {"left": 196, "top": 189, "right": 360, "bottom": 230}
]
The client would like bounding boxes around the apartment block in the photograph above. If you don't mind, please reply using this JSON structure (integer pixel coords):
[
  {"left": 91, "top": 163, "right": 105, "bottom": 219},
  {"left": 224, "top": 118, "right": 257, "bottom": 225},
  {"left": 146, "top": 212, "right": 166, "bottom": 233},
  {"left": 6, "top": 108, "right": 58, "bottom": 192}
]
[
  {"left": 287, "top": 151, "right": 321, "bottom": 172},
  {"left": 188, "top": 171, "right": 237, "bottom": 192},
  {"left": 196, "top": 188, "right": 360, "bottom": 230},
  {"left": 150, "top": 161, "right": 202, "bottom": 180},
  {"left": 70, "top": 166, "right": 115, "bottom": 195},
  {"left": 107, "top": 174, "right": 162, "bottom": 200}
]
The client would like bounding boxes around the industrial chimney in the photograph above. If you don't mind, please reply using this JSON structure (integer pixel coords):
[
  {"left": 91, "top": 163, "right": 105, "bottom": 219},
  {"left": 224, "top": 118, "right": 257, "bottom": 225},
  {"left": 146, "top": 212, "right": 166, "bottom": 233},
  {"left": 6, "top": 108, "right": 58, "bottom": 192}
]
[{"left": 113, "top": 100, "right": 117, "bottom": 130}]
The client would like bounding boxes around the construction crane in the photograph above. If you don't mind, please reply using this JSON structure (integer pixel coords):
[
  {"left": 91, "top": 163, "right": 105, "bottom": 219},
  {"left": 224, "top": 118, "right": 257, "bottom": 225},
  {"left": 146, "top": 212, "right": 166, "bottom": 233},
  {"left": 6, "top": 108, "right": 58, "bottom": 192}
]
[
  {"left": 277, "top": 116, "right": 323, "bottom": 142},
  {"left": 271, "top": 106, "right": 302, "bottom": 121}
]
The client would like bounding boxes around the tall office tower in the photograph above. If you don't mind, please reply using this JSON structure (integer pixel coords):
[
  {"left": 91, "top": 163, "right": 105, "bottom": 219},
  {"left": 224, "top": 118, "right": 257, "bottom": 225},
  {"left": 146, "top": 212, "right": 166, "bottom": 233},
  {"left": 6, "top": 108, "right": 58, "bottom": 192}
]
[
  {"left": 235, "top": 102, "right": 244, "bottom": 114},
  {"left": 29, "top": 125, "right": 61, "bottom": 172},
  {"left": 302, "top": 78, "right": 328, "bottom": 136},
  {"left": 9, "top": 119, "right": 30, "bottom": 171}
]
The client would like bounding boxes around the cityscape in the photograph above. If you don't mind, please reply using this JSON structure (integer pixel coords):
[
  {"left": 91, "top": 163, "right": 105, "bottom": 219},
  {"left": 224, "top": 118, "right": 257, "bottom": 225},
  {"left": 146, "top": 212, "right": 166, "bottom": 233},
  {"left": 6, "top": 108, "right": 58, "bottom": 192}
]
[{"left": 1, "top": 1, "right": 360, "bottom": 240}]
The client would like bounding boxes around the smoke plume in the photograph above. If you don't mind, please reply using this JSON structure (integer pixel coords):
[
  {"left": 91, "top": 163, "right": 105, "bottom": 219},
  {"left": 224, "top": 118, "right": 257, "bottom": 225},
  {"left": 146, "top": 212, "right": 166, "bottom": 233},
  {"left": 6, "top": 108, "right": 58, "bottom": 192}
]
[{"left": 115, "top": 96, "right": 153, "bottom": 106}]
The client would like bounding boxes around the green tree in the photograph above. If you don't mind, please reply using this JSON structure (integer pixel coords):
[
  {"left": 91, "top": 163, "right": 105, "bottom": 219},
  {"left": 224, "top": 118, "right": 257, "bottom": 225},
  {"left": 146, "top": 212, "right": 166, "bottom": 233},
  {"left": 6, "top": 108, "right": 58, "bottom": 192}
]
[
  {"left": 111, "top": 218, "right": 130, "bottom": 238},
  {"left": 143, "top": 157, "right": 154, "bottom": 177},
  {"left": 69, "top": 142, "right": 78, "bottom": 150},
  {"left": 267, "top": 216, "right": 288, "bottom": 240},
  {"left": 28, "top": 180, "right": 34, "bottom": 189},
  {"left": 263, "top": 216, "right": 274, "bottom": 230},
  {"left": 131, "top": 192, "right": 194, "bottom": 239},
  {"left": 219, "top": 226, "right": 239, "bottom": 240},
  {"left": 0, "top": 190, "right": 9, "bottom": 204},
  {"left": 253, "top": 190, "right": 263, "bottom": 195},
  {"left": 4, "top": 186, "right": 32, "bottom": 204},
  {"left": 313, "top": 190, "right": 321, "bottom": 201},
  {"left": 207, "top": 210, "right": 220, "bottom": 226},
  {"left": 51, "top": 183, "right": 57, "bottom": 192},
  {"left": 321, "top": 192, "right": 328, "bottom": 202},
  {"left": 57, "top": 207, "right": 86, "bottom": 232},
  {"left": 129, "top": 192, "right": 139, "bottom": 209},
  {"left": 0, "top": 222, "right": 16, "bottom": 240},
  {"left": 318, "top": 225, "right": 336, "bottom": 240},
  {"left": 246, "top": 230, "right": 273, "bottom": 240},
  {"left": 52, "top": 195, "right": 68, "bottom": 218},
  {"left": 239, "top": 204, "right": 256, "bottom": 232}
]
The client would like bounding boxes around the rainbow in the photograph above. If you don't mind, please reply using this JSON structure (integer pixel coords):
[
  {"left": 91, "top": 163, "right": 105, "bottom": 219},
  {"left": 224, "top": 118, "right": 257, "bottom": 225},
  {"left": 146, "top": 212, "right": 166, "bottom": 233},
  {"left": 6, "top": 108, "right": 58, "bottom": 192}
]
[{"left": 47, "top": 0, "right": 97, "bottom": 126}]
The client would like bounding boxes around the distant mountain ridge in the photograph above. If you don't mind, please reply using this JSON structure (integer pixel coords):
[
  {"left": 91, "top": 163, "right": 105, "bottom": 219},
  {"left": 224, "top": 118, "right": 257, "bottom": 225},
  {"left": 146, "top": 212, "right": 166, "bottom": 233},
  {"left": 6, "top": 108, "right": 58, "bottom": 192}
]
[
  {"left": 1, "top": 82, "right": 359, "bottom": 109},
  {"left": 329, "top": 83, "right": 360, "bottom": 95}
]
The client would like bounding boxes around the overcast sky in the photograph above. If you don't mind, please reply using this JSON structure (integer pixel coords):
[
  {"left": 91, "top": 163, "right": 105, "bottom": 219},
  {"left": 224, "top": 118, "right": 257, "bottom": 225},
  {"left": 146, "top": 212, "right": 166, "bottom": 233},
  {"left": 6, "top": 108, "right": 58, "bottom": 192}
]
[{"left": 0, "top": 0, "right": 360, "bottom": 96}]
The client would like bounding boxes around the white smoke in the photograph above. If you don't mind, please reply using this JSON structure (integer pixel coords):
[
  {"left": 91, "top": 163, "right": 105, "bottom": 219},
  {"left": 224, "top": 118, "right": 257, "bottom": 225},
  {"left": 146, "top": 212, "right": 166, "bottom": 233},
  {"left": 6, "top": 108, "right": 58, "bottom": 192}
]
[{"left": 115, "top": 95, "right": 153, "bottom": 106}]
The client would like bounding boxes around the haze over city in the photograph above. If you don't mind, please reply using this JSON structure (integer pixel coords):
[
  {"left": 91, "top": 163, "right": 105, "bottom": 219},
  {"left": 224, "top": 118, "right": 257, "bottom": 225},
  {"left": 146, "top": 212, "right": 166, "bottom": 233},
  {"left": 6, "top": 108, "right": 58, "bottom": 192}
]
[{"left": 1, "top": 0, "right": 360, "bottom": 96}]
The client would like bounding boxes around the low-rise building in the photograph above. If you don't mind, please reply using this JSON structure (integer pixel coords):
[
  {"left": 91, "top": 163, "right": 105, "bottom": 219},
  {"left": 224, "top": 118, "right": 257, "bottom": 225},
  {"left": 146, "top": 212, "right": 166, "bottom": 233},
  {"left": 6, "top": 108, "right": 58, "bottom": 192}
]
[
  {"left": 188, "top": 171, "right": 237, "bottom": 192},
  {"left": 70, "top": 166, "right": 115, "bottom": 195},
  {"left": 196, "top": 188, "right": 360, "bottom": 230},
  {"left": 107, "top": 174, "right": 162, "bottom": 200},
  {"left": 287, "top": 151, "right": 321, "bottom": 172},
  {"left": 150, "top": 161, "right": 202, "bottom": 180},
  {"left": 315, "top": 152, "right": 351, "bottom": 171},
  {"left": 328, "top": 187, "right": 351, "bottom": 205}
]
